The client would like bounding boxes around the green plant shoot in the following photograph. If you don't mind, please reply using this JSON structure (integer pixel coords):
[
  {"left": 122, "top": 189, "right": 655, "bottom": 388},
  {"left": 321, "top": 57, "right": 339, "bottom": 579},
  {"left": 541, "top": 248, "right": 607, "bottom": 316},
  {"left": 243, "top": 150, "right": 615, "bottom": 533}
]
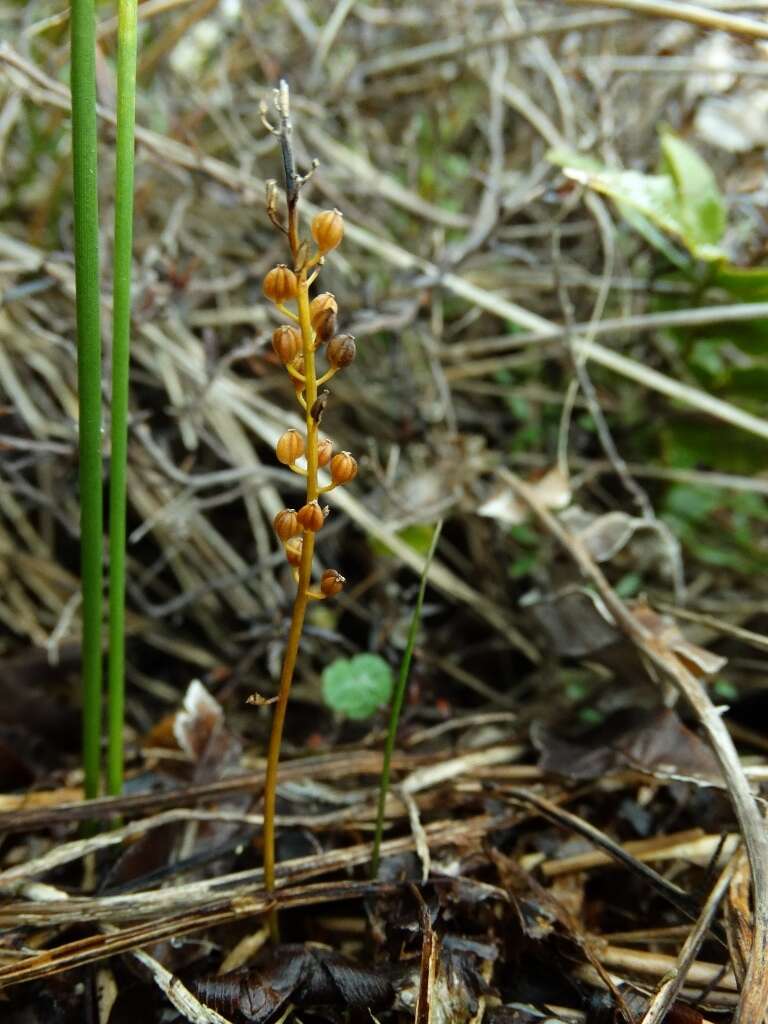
[
  {"left": 371, "top": 520, "right": 443, "bottom": 878},
  {"left": 107, "top": 0, "right": 139, "bottom": 797},
  {"left": 70, "top": 0, "right": 103, "bottom": 800}
]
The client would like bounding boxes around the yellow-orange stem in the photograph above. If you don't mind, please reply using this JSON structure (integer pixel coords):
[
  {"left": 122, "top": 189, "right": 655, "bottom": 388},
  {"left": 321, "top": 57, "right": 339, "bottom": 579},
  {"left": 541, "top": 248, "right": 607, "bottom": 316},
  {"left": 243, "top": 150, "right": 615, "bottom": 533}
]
[{"left": 263, "top": 264, "right": 319, "bottom": 930}]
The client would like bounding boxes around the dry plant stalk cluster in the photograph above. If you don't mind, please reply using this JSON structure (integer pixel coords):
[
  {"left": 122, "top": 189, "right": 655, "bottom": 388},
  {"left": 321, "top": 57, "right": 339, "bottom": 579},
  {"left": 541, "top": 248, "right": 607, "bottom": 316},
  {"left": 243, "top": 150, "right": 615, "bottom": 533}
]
[{"left": 260, "top": 84, "right": 359, "bottom": 899}]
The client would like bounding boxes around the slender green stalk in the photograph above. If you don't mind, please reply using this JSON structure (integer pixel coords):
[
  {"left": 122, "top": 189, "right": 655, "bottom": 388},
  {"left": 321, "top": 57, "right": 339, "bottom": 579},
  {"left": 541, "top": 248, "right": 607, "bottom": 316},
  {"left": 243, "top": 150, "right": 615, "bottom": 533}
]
[
  {"left": 371, "top": 521, "right": 443, "bottom": 878},
  {"left": 107, "top": 0, "right": 139, "bottom": 797},
  {"left": 70, "top": 0, "right": 103, "bottom": 801}
]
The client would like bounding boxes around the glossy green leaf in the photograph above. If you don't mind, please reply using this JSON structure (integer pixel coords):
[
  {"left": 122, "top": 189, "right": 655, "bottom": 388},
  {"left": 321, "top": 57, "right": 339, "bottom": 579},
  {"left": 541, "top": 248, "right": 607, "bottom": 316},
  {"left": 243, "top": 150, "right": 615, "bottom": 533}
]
[{"left": 322, "top": 653, "right": 394, "bottom": 720}]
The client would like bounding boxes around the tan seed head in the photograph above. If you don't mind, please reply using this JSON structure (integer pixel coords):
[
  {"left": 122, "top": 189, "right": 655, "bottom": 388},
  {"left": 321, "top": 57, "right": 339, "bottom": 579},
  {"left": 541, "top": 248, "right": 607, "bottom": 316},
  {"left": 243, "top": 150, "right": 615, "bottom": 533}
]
[
  {"left": 272, "top": 325, "right": 301, "bottom": 364},
  {"left": 297, "top": 500, "right": 325, "bottom": 533},
  {"left": 320, "top": 568, "right": 345, "bottom": 597},
  {"left": 327, "top": 334, "right": 356, "bottom": 369},
  {"left": 310, "top": 293, "right": 338, "bottom": 343},
  {"left": 317, "top": 437, "right": 333, "bottom": 467},
  {"left": 311, "top": 209, "right": 344, "bottom": 254},
  {"left": 273, "top": 508, "right": 301, "bottom": 541},
  {"left": 276, "top": 428, "right": 305, "bottom": 465},
  {"left": 263, "top": 264, "right": 298, "bottom": 304},
  {"left": 330, "top": 451, "right": 358, "bottom": 486}
]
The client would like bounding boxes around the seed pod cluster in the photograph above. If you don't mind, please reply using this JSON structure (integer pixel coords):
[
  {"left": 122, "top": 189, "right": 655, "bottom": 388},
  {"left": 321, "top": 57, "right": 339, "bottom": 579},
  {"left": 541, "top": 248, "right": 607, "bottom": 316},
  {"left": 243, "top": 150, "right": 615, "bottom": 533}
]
[{"left": 264, "top": 208, "right": 358, "bottom": 596}]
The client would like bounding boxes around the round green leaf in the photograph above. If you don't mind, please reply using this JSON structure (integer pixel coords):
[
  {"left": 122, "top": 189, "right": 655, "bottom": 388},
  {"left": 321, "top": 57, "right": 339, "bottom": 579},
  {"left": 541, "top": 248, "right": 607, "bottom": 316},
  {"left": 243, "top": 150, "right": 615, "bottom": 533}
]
[{"left": 322, "top": 653, "right": 394, "bottom": 720}]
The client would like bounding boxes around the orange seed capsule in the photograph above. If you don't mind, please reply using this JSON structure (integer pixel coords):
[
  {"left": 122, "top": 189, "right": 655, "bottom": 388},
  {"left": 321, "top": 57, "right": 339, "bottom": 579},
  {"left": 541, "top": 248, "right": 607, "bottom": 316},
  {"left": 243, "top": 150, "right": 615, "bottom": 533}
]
[
  {"left": 297, "top": 500, "right": 325, "bottom": 532},
  {"left": 275, "top": 428, "right": 305, "bottom": 465},
  {"left": 327, "top": 334, "right": 356, "bottom": 368},
  {"left": 310, "top": 293, "right": 338, "bottom": 342},
  {"left": 263, "top": 264, "right": 298, "bottom": 304},
  {"left": 311, "top": 209, "right": 344, "bottom": 254},
  {"left": 285, "top": 536, "right": 303, "bottom": 566},
  {"left": 273, "top": 508, "right": 301, "bottom": 541},
  {"left": 320, "top": 569, "right": 345, "bottom": 597},
  {"left": 272, "top": 325, "right": 301, "bottom": 364},
  {"left": 330, "top": 451, "right": 358, "bottom": 486},
  {"left": 317, "top": 437, "right": 333, "bottom": 467}
]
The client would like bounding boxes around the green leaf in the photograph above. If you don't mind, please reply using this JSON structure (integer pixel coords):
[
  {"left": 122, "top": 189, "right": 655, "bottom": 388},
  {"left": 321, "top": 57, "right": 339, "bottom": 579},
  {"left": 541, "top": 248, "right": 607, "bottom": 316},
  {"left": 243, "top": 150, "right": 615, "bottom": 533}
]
[
  {"left": 661, "top": 421, "right": 768, "bottom": 474},
  {"left": 689, "top": 339, "right": 726, "bottom": 381},
  {"left": 547, "top": 141, "right": 725, "bottom": 261},
  {"left": 729, "top": 364, "right": 768, "bottom": 402},
  {"left": 369, "top": 522, "right": 439, "bottom": 558},
  {"left": 616, "top": 200, "right": 691, "bottom": 271},
  {"left": 322, "top": 653, "right": 394, "bottom": 720},
  {"left": 660, "top": 131, "right": 725, "bottom": 251},
  {"left": 711, "top": 263, "right": 768, "bottom": 301}
]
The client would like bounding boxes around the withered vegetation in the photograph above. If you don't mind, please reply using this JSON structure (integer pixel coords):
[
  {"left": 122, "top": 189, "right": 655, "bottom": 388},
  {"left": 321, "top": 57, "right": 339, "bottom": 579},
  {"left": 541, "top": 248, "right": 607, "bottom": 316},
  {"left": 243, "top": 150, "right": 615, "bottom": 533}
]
[{"left": 1, "top": 2, "right": 768, "bottom": 1022}]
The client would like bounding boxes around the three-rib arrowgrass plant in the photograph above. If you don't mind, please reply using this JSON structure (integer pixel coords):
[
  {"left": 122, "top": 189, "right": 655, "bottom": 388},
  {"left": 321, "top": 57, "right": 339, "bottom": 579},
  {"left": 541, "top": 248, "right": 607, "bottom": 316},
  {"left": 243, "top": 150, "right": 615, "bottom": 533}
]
[
  {"left": 107, "top": 0, "right": 139, "bottom": 797},
  {"left": 259, "top": 83, "right": 357, "bottom": 911},
  {"left": 371, "top": 521, "right": 442, "bottom": 878},
  {"left": 70, "top": 0, "right": 103, "bottom": 802}
]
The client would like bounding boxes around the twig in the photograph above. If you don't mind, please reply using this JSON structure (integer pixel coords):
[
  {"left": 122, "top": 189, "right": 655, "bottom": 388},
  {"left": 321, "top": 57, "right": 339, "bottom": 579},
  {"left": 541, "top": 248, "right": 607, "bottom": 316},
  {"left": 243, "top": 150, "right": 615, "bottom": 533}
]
[
  {"left": 552, "top": 218, "right": 656, "bottom": 523},
  {"left": 639, "top": 853, "right": 738, "bottom": 1024},
  {"left": 505, "top": 788, "right": 699, "bottom": 919},
  {"left": 565, "top": 0, "right": 768, "bottom": 39},
  {"left": 125, "top": 941, "right": 235, "bottom": 1024},
  {"left": 351, "top": 11, "right": 630, "bottom": 80},
  {"left": 500, "top": 469, "right": 768, "bottom": 1024}
]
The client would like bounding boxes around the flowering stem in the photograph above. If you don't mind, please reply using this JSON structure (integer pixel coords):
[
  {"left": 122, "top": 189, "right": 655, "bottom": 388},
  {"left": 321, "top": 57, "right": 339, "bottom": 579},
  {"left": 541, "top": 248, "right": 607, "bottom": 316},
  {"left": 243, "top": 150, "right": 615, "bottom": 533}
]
[
  {"left": 260, "top": 82, "right": 353, "bottom": 939},
  {"left": 263, "top": 261, "right": 318, "bottom": 936}
]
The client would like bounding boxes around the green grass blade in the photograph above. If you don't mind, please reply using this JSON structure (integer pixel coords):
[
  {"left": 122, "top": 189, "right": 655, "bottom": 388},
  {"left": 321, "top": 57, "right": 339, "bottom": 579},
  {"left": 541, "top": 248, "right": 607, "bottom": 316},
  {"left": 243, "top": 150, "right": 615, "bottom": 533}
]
[
  {"left": 371, "top": 520, "right": 443, "bottom": 878},
  {"left": 70, "top": 0, "right": 103, "bottom": 801},
  {"left": 107, "top": 0, "right": 139, "bottom": 797}
]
